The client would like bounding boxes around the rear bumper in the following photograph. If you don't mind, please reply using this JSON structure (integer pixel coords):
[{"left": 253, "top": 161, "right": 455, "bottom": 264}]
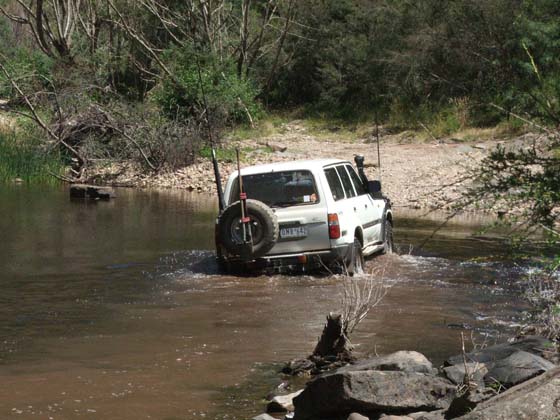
[{"left": 219, "top": 244, "right": 352, "bottom": 274}]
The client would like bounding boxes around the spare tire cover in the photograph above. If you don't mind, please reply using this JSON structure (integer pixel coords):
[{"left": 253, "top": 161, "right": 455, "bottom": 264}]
[{"left": 218, "top": 199, "right": 279, "bottom": 258}]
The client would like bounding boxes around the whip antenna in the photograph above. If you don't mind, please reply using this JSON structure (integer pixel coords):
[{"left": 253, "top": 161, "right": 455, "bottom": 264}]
[
  {"left": 375, "top": 108, "right": 382, "bottom": 182},
  {"left": 195, "top": 53, "right": 225, "bottom": 212}
]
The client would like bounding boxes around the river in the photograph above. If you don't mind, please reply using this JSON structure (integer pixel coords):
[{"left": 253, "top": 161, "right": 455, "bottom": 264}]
[{"left": 0, "top": 186, "right": 529, "bottom": 419}]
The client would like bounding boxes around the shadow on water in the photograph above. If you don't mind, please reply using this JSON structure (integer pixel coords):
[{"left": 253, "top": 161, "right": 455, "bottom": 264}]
[{"left": 0, "top": 186, "right": 541, "bottom": 419}]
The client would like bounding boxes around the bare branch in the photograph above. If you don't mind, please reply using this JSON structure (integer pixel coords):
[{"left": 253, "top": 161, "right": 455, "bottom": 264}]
[{"left": 341, "top": 265, "right": 387, "bottom": 335}]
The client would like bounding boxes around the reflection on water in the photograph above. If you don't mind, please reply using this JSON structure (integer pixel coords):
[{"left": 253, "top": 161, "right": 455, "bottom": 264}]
[{"left": 0, "top": 185, "right": 529, "bottom": 419}]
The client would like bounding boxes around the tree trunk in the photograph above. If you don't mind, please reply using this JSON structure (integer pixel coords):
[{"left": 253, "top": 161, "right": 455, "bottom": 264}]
[{"left": 313, "top": 313, "right": 353, "bottom": 360}]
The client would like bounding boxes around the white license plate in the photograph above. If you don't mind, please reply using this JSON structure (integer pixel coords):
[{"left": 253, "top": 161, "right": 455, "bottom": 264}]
[{"left": 280, "top": 226, "right": 308, "bottom": 239}]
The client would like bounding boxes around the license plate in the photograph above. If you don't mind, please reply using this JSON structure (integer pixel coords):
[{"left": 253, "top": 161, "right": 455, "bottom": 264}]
[{"left": 280, "top": 226, "right": 308, "bottom": 239}]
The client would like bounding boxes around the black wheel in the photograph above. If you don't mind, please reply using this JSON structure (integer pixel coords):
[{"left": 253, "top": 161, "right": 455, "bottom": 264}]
[
  {"left": 382, "top": 219, "right": 394, "bottom": 254},
  {"left": 217, "top": 199, "right": 279, "bottom": 259},
  {"left": 216, "top": 254, "right": 230, "bottom": 273},
  {"left": 348, "top": 238, "right": 364, "bottom": 276}
]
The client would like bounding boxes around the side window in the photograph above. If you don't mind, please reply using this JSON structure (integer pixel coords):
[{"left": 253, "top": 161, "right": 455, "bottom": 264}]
[
  {"left": 346, "top": 165, "right": 367, "bottom": 196},
  {"left": 324, "top": 168, "right": 345, "bottom": 201},
  {"left": 336, "top": 166, "right": 356, "bottom": 198}
]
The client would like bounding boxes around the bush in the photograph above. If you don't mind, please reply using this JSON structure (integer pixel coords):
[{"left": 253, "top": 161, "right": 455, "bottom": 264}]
[
  {"left": 152, "top": 46, "right": 263, "bottom": 126},
  {"left": 387, "top": 99, "right": 470, "bottom": 136},
  {"left": 0, "top": 47, "right": 53, "bottom": 100}
]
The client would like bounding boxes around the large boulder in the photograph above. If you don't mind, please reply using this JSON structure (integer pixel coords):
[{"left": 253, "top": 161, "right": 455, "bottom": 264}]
[
  {"left": 483, "top": 350, "right": 556, "bottom": 388},
  {"left": 408, "top": 411, "right": 445, "bottom": 420},
  {"left": 456, "top": 367, "right": 560, "bottom": 420},
  {"left": 252, "top": 414, "right": 276, "bottom": 420},
  {"left": 267, "top": 389, "right": 304, "bottom": 413},
  {"left": 347, "top": 414, "right": 369, "bottom": 420},
  {"left": 339, "top": 351, "right": 434, "bottom": 375},
  {"left": 293, "top": 370, "right": 455, "bottom": 420},
  {"left": 445, "top": 336, "right": 552, "bottom": 366},
  {"left": 445, "top": 388, "right": 496, "bottom": 418},
  {"left": 443, "top": 362, "right": 488, "bottom": 386}
]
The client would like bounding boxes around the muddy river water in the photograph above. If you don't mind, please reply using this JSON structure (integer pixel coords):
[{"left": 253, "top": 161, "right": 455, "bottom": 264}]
[{"left": 0, "top": 186, "right": 530, "bottom": 419}]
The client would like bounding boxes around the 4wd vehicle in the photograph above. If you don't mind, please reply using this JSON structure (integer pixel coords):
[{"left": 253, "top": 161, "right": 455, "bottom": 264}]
[{"left": 214, "top": 156, "right": 393, "bottom": 274}]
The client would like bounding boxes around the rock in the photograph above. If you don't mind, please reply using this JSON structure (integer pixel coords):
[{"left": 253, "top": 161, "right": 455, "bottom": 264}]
[
  {"left": 456, "top": 367, "right": 560, "bottom": 420},
  {"left": 483, "top": 350, "right": 556, "bottom": 388},
  {"left": 445, "top": 388, "right": 496, "bottom": 418},
  {"left": 282, "top": 358, "right": 315, "bottom": 375},
  {"left": 293, "top": 370, "right": 455, "bottom": 420},
  {"left": 339, "top": 351, "right": 434, "bottom": 374},
  {"left": 252, "top": 414, "right": 276, "bottom": 420},
  {"left": 347, "top": 413, "right": 369, "bottom": 420},
  {"left": 379, "top": 415, "right": 413, "bottom": 420},
  {"left": 267, "top": 390, "right": 304, "bottom": 413},
  {"left": 445, "top": 336, "right": 553, "bottom": 366},
  {"left": 70, "top": 184, "right": 115, "bottom": 200},
  {"left": 408, "top": 410, "right": 445, "bottom": 420},
  {"left": 443, "top": 362, "right": 488, "bottom": 386},
  {"left": 266, "top": 142, "right": 288, "bottom": 153}
]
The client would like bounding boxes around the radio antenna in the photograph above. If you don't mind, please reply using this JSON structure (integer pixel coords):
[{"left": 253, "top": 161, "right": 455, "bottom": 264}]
[
  {"left": 375, "top": 108, "right": 382, "bottom": 182},
  {"left": 195, "top": 50, "right": 224, "bottom": 211}
]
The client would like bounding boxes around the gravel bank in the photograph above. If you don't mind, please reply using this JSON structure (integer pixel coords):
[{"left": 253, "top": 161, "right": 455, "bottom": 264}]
[{"left": 87, "top": 121, "right": 538, "bottom": 212}]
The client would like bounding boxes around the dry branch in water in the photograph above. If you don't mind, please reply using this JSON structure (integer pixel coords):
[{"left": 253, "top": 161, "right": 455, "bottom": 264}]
[{"left": 341, "top": 265, "right": 387, "bottom": 336}]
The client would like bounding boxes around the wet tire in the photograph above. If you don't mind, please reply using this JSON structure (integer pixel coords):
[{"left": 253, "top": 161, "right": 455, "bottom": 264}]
[
  {"left": 382, "top": 219, "right": 394, "bottom": 254},
  {"left": 216, "top": 255, "right": 230, "bottom": 273},
  {"left": 348, "top": 238, "right": 364, "bottom": 276},
  {"left": 217, "top": 199, "right": 278, "bottom": 259}
]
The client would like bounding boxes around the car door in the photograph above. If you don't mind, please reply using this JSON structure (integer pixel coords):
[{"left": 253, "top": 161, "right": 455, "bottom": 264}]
[
  {"left": 344, "top": 165, "right": 384, "bottom": 245},
  {"left": 333, "top": 164, "right": 364, "bottom": 242}
]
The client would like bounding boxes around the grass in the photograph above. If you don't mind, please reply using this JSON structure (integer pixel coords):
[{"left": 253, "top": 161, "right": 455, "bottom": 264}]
[
  {"left": 300, "top": 117, "right": 373, "bottom": 142},
  {"left": 0, "top": 129, "right": 65, "bottom": 185},
  {"left": 228, "top": 113, "right": 291, "bottom": 141},
  {"left": 199, "top": 144, "right": 273, "bottom": 163}
]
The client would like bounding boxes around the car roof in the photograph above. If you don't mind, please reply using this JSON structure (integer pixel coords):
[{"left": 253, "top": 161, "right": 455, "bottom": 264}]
[{"left": 235, "top": 159, "right": 349, "bottom": 176}]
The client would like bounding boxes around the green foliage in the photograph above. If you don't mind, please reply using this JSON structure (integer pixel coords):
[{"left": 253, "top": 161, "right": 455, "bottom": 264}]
[
  {"left": 0, "top": 48, "right": 53, "bottom": 99},
  {"left": 474, "top": 143, "right": 560, "bottom": 227},
  {"left": 153, "top": 46, "right": 263, "bottom": 125},
  {"left": 0, "top": 129, "right": 64, "bottom": 184}
]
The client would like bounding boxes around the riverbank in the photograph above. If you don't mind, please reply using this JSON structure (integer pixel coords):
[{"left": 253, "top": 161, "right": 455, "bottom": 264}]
[
  {"left": 256, "top": 336, "right": 559, "bottom": 420},
  {"left": 84, "top": 120, "right": 542, "bottom": 212}
]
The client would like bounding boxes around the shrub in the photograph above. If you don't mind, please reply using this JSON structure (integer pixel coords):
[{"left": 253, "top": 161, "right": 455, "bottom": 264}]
[
  {"left": 152, "top": 45, "right": 263, "bottom": 126},
  {"left": 0, "top": 47, "right": 53, "bottom": 100}
]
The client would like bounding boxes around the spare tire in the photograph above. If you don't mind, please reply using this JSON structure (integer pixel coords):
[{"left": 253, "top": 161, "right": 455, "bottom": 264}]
[{"left": 217, "top": 199, "right": 279, "bottom": 259}]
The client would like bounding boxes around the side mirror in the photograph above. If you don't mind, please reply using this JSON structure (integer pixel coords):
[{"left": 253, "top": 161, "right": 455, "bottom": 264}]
[{"left": 368, "top": 180, "right": 382, "bottom": 197}]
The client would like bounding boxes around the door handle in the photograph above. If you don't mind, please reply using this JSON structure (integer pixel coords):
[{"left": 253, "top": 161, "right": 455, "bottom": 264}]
[
  {"left": 353, "top": 207, "right": 357, "bottom": 212},
  {"left": 365, "top": 204, "right": 368, "bottom": 209}
]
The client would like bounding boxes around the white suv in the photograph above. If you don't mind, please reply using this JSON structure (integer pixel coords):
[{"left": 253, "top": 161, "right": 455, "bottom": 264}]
[{"left": 215, "top": 158, "right": 393, "bottom": 274}]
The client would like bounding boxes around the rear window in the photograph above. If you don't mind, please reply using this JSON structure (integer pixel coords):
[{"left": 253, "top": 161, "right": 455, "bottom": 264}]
[
  {"left": 324, "top": 167, "right": 345, "bottom": 201},
  {"left": 335, "top": 166, "right": 356, "bottom": 198},
  {"left": 346, "top": 165, "right": 367, "bottom": 195},
  {"left": 230, "top": 170, "right": 319, "bottom": 207}
]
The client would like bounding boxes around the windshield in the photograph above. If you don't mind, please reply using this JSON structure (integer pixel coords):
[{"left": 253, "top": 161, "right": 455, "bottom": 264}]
[{"left": 230, "top": 170, "right": 319, "bottom": 207}]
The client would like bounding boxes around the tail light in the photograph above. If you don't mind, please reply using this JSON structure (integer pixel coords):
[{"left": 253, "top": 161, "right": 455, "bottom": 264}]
[{"left": 328, "top": 213, "right": 341, "bottom": 239}]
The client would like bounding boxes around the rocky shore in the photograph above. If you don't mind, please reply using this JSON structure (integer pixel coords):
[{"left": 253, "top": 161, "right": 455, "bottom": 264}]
[
  {"left": 85, "top": 121, "right": 544, "bottom": 212},
  {"left": 254, "top": 336, "right": 559, "bottom": 420}
]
